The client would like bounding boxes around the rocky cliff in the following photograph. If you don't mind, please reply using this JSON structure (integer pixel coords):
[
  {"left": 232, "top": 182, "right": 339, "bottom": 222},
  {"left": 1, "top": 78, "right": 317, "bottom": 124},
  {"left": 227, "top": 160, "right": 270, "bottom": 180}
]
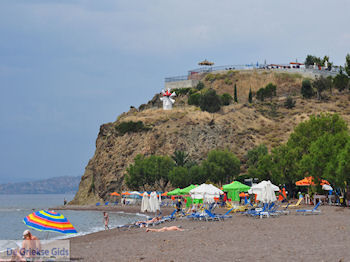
[{"left": 71, "top": 70, "right": 350, "bottom": 204}]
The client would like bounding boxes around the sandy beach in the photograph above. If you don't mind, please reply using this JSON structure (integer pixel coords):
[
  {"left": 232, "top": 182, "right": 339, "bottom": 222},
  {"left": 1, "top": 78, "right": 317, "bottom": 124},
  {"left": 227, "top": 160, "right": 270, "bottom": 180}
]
[{"left": 59, "top": 205, "right": 350, "bottom": 262}]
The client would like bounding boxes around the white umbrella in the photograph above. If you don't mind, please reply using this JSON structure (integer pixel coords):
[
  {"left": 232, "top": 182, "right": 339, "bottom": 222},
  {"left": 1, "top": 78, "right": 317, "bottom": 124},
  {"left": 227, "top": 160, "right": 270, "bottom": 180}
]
[
  {"left": 149, "top": 192, "right": 160, "bottom": 212},
  {"left": 322, "top": 184, "right": 333, "bottom": 191},
  {"left": 189, "top": 183, "right": 223, "bottom": 203},
  {"left": 141, "top": 192, "right": 149, "bottom": 212},
  {"left": 249, "top": 180, "right": 279, "bottom": 203},
  {"left": 130, "top": 191, "right": 141, "bottom": 195}
]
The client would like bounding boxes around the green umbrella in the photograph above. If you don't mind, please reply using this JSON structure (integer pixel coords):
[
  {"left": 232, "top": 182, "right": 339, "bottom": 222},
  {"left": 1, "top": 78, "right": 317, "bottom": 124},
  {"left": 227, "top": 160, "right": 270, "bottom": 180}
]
[
  {"left": 167, "top": 188, "right": 181, "bottom": 196},
  {"left": 222, "top": 181, "right": 251, "bottom": 202},
  {"left": 179, "top": 184, "right": 197, "bottom": 195}
]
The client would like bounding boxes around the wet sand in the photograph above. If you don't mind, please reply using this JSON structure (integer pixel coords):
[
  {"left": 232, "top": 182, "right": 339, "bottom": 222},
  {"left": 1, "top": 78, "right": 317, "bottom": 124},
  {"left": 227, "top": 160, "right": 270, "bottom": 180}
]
[{"left": 65, "top": 205, "right": 350, "bottom": 262}]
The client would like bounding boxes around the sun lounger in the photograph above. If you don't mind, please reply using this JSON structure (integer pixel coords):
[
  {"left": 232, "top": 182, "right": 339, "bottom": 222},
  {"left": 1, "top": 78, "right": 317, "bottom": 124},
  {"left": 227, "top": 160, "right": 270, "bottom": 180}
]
[
  {"left": 162, "top": 210, "right": 177, "bottom": 222},
  {"left": 283, "top": 197, "right": 303, "bottom": 208},
  {"left": 104, "top": 202, "right": 109, "bottom": 206},
  {"left": 95, "top": 202, "right": 100, "bottom": 206},
  {"left": 296, "top": 201, "right": 321, "bottom": 215},
  {"left": 204, "top": 210, "right": 222, "bottom": 221}
]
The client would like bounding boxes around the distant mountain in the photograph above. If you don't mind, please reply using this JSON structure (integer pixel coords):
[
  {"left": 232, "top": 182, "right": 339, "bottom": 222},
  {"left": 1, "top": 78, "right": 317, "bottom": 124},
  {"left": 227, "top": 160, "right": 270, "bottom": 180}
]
[{"left": 0, "top": 176, "right": 81, "bottom": 194}]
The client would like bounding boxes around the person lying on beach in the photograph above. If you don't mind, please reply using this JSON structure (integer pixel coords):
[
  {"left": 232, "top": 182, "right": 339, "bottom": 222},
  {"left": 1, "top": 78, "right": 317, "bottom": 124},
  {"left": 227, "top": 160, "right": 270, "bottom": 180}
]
[
  {"left": 146, "top": 226, "right": 184, "bottom": 232},
  {"left": 135, "top": 216, "right": 161, "bottom": 227}
]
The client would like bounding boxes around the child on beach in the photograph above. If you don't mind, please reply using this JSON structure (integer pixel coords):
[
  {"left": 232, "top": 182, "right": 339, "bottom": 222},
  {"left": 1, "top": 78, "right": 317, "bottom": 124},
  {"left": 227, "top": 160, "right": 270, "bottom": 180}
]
[{"left": 103, "top": 212, "right": 109, "bottom": 230}]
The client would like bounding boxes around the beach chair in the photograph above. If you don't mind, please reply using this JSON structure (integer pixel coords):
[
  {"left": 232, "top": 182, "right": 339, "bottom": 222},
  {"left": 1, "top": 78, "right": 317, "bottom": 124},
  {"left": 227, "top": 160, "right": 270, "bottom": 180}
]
[
  {"left": 282, "top": 197, "right": 303, "bottom": 208},
  {"left": 217, "top": 208, "right": 233, "bottom": 220},
  {"left": 104, "top": 202, "right": 109, "bottom": 206},
  {"left": 113, "top": 201, "right": 118, "bottom": 206},
  {"left": 162, "top": 210, "right": 177, "bottom": 222},
  {"left": 296, "top": 201, "right": 322, "bottom": 215},
  {"left": 95, "top": 202, "right": 100, "bottom": 206},
  {"left": 270, "top": 203, "right": 290, "bottom": 216},
  {"left": 204, "top": 210, "right": 222, "bottom": 221}
]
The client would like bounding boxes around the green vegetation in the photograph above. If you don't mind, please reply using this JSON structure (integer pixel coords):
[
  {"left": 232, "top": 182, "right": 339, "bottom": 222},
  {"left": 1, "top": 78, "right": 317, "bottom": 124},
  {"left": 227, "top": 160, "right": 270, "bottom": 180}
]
[
  {"left": 246, "top": 113, "right": 350, "bottom": 196},
  {"left": 256, "top": 83, "right": 277, "bottom": 102},
  {"left": 173, "top": 87, "right": 191, "bottom": 95},
  {"left": 248, "top": 88, "right": 253, "bottom": 103},
  {"left": 125, "top": 149, "right": 241, "bottom": 189},
  {"left": 333, "top": 71, "right": 350, "bottom": 92},
  {"left": 234, "top": 84, "right": 238, "bottom": 103},
  {"left": 125, "top": 155, "right": 174, "bottom": 191},
  {"left": 301, "top": 79, "right": 314, "bottom": 98},
  {"left": 196, "top": 81, "right": 205, "bottom": 90},
  {"left": 313, "top": 76, "right": 332, "bottom": 100},
  {"left": 345, "top": 53, "right": 350, "bottom": 76},
  {"left": 284, "top": 96, "right": 296, "bottom": 109},
  {"left": 188, "top": 92, "right": 201, "bottom": 106},
  {"left": 115, "top": 121, "right": 150, "bottom": 135},
  {"left": 224, "top": 78, "right": 233, "bottom": 85},
  {"left": 200, "top": 89, "right": 221, "bottom": 113},
  {"left": 221, "top": 93, "right": 233, "bottom": 106}
]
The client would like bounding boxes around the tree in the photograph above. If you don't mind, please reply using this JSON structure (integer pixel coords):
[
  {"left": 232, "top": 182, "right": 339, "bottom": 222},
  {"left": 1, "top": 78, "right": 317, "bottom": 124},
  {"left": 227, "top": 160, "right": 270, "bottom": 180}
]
[
  {"left": 345, "top": 53, "right": 350, "bottom": 76},
  {"left": 169, "top": 166, "right": 190, "bottom": 188},
  {"left": 256, "top": 88, "right": 265, "bottom": 101},
  {"left": 188, "top": 92, "right": 201, "bottom": 106},
  {"left": 221, "top": 93, "right": 233, "bottom": 106},
  {"left": 248, "top": 88, "right": 253, "bottom": 103},
  {"left": 336, "top": 140, "right": 350, "bottom": 191},
  {"left": 246, "top": 144, "right": 268, "bottom": 168},
  {"left": 196, "top": 81, "right": 205, "bottom": 90},
  {"left": 305, "top": 55, "right": 322, "bottom": 66},
  {"left": 264, "top": 83, "right": 277, "bottom": 99},
  {"left": 125, "top": 154, "right": 174, "bottom": 191},
  {"left": 284, "top": 96, "right": 296, "bottom": 109},
  {"left": 171, "top": 150, "right": 189, "bottom": 167},
  {"left": 199, "top": 89, "right": 221, "bottom": 113},
  {"left": 202, "top": 149, "right": 240, "bottom": 184},
  {"left": 234, "top": 84, "right": 238, "bottom": 103},
  {"left": 333, "top": 71, "right": 350, "bottom": 92},
  {"left": 301, "top": 79, "right": 314, "bottom": 98},
  {"left": 313, "top": 76, "right": 332, "bottom": 100}
]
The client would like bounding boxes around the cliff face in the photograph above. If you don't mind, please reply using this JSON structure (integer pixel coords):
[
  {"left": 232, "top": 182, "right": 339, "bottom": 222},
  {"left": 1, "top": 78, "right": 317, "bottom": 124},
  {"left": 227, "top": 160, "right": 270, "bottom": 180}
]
[{"left": 71, "top": 70, "right": 350, "bottom": 204}]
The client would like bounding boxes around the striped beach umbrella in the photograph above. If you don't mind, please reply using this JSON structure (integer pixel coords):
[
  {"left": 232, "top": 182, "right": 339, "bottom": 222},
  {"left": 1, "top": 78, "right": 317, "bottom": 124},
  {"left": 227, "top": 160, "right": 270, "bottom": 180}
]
[{"left": 23, "top": 210, "right": 77, "bottom": 234}]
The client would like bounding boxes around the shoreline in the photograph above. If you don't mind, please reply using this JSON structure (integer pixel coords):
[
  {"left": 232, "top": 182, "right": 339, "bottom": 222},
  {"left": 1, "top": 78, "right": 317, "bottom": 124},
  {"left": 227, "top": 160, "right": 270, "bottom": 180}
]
[{"left": 65, "top": 205, "right": 350, "bottom": 261}]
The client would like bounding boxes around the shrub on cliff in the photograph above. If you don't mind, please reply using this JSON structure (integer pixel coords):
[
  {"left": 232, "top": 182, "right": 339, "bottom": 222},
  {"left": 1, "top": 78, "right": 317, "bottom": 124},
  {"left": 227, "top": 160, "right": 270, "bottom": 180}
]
[
  {"left": 221, "top": 93, "right": 233, "bottom": 105},
  {"left": 115, "top": 121, "right": 150, "bottom": 135},
  {"left": 200, "top": 89, "right": 221, "bottom": 113},
  {"left": 188, "top": 92, "right": 201, "bottom": 106}
]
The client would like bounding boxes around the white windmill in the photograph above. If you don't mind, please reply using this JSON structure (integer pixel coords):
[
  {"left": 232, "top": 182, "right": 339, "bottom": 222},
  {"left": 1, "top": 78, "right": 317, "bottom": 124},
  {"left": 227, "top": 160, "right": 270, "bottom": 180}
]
[{"left": 160, "top": 88, "right": 176, "bottom": 110}]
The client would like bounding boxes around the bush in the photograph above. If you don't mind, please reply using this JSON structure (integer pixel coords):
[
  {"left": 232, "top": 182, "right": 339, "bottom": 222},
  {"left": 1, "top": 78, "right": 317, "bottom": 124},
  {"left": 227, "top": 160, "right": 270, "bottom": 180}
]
[
  {"left": 265, "top": 83, "right": 277, "bottom": 99},
  {"left": 115, "top": 121, "right": 150, "bottom": 135},
  {"left": 196, "top": 82, "right": 205, "bottom": 90},
  {"left": 188, "top": 92, "right": 201, "bottom": 106},
  {"left": 301, "top": 79, "right": 314, "bottom": 98},
  {"left": 173, "top": 88, "right": 191, "bottom": 95},
  {"left": 256, "top": 88, "right": 266, "bottom": 101},
  {"left": 224, "top": 78, "right": 233, "bottom": 85},
  {"left": 313, "top": 76, "right": 332, "bottom": 100},
  {"left": 333, "top": 72, "right": 350, "bottom": 92},
  {"left": 221, "top": 93, "right": 233, "bottom": 106},
  {"left": 200, "top": 89, "right": 221, "bottom": 113},
  {"left": 205, "top": 73, "right": 216, "bottom": 83},
  {"left": 248, "top": 88, "right": 253, "bottom": 103},
  {"left": 284, "top": 96, "right": 296, "bottom": 109}
]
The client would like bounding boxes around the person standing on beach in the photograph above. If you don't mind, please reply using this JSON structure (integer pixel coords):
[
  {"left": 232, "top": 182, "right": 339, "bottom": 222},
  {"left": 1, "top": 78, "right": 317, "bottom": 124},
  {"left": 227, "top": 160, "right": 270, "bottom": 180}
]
[
  {"left": 21, "top": 230, "right": 41, "bottom": 261},
  {"left": 103, "top": 212, "right": 109, "bottom": 230}
]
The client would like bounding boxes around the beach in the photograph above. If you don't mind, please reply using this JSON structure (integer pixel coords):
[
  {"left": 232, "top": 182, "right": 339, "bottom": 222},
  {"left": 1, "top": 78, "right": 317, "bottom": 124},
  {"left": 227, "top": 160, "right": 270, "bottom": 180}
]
[{"left": 64, "top": 205, "right": 350, "bottom": 262}]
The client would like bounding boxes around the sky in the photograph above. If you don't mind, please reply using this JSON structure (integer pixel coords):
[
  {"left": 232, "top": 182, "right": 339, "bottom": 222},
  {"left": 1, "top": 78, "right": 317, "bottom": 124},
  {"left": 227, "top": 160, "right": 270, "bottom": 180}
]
[{"left": 0, "top": 0, "right": 349, "bottom": 183}]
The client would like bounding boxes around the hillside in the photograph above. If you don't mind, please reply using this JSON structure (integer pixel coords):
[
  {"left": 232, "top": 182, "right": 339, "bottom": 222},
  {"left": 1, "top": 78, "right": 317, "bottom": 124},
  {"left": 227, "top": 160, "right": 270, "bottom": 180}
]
[
  {"left": 71, "top": 70, "right": 350, "bottom": 204},
  {"left": 0, "top": 176, "right": 81, "bottom": 194}
]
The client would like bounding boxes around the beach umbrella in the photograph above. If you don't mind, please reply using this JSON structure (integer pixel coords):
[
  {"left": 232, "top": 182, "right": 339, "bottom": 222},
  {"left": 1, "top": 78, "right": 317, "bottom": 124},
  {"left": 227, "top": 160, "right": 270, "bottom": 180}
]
[
  {"left": 189, "top": 184, "right": 223, "bottom": 203},
  {"left": 149, "top": 192, "right": 160, "bottom": 213},
  {"left": 122, "top": 192, "right": 131, "bottom": 195},
  {"left": 110, "top": 192, "right": 120, "bottom": 196},
  {"left": 222, "top": 181, "right": 251, "bottom": 202},
  {"left": 322, "top": 184, "right": 333, "bottom": 191},
  {"left": 198, "top": 59, "right": 214, "bottom": 66},
  {"left": 129, "top": 191, "right": 141, "bottom": 195},
  {"left": 161, "top": 192, "right": 168, "bottom": 196},
  {"left": 249, "top": 181, "right": 279, "bottom": 203},
  {"left": 179, "top": 185, "right": 198, "bottom": 195},
  {"left": 23, "top": 210, "right": 77, "bottom": 234},
  {"left": 167, "top": 188, "right": 181, "bottom": 196},
  {"left": 295, "top": 176, "right": 330, "bottom": 186},
  {"left": 141, "top": 192, "right": 150, "bottom": 212}
]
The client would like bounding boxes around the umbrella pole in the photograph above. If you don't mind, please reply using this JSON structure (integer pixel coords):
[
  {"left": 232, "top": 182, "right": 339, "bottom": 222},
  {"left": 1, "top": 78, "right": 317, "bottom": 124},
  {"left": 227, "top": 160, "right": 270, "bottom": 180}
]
[{"left": 45, "top": 232, "right": 49, "bottom": 240}]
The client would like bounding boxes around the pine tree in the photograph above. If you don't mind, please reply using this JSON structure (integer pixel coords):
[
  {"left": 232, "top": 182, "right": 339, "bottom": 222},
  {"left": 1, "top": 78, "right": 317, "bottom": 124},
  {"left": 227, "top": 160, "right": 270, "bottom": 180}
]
[
  {"left": 248, "top": 88, "right": 252, "bottom": 103},
  {"left": 234, "top": 84, "right": 238, "bottom": 103}
]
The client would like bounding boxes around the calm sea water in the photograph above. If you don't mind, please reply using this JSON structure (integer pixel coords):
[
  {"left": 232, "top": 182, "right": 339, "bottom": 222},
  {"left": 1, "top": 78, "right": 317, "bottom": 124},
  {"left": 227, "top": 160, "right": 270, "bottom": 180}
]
[{"left": 0, "top": 194, "right": 145, "bottom": 243}]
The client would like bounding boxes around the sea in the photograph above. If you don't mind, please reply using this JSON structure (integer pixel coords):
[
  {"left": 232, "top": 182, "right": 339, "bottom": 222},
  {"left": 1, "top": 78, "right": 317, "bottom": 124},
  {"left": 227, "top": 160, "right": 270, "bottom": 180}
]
[{"left": 0, "top": 194, "right": 145, "bottom": 249}]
